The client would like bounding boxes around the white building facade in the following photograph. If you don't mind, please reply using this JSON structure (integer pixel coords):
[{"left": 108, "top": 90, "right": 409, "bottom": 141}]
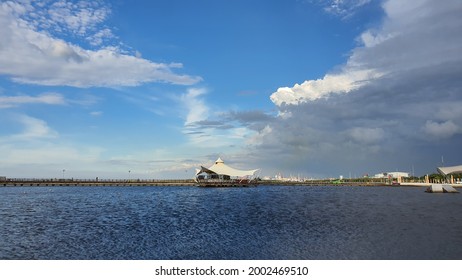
[{"left": 374, "top": 172, "right": 410, "bottom": 179}]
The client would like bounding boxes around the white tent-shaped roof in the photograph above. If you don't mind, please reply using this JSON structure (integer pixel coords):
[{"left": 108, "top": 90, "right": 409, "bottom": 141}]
[
  {"left": 196, "top": 158, "right": 259, "bottom": 177},
  {"left": 437, "top": 165, "right": 462, "bottom": 176}
]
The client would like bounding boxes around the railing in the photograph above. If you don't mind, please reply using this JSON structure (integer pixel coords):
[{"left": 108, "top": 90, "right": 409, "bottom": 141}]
[{"left": 2, "top": 178, "right": 195, "bottom": 183}]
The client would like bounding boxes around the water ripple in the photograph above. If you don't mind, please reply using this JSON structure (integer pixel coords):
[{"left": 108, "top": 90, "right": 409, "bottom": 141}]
[{"left": 0, "top": 185, "right": 461, "bottom": 259}]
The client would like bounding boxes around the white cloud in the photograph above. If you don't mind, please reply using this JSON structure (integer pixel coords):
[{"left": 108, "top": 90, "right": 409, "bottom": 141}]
[
  {"left": 347, "top": 127, "right": 385, "bottom": 144},
  {"left": 86, "top": 28, "right": 114, "bottom": 46},
  {"left": 90, "top": 111, "right": 102, "bottom": 116},
  {"left": 0, "top": 114, "right": 58, "bottom": 143},
  {"left": 0, "top": 92, "right": 66, "bottom": 108},
  {"left": 317, "top": 0, "right": 372, "bottom": 18},
  {"left": 247, "top": 125, "right": 272, "bottom": 145},
  {"left": 179, "top": 88, "right": 214, "bottom": 146},
  {"left": 359, "top": 30, "right": 395, "bottom": 48},
  {"left": 270, "top": 69, "right": 381, "bottom": 106},
  {"left": 423, "top": 120, "right": 460, "bottom": 139},
  {"left": 46, "top": 0, "right": 110, "bottom": 37},
  {"left": 0, "top": 0, "right": 201, "bottom": 87},
  {"left": 16, "top": 115, "right": 59, "bottom": 139},
  {"left": 20, "top": 0, "right": 113, "bottom": 45},
  {"left": 181, "top": 88, "right": 209, "bottom": 126}
]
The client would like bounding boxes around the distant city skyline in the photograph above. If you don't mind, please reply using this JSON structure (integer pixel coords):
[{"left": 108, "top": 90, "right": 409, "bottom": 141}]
[{"left": 1, "top": 0, "right": 461, "bottom": 179}]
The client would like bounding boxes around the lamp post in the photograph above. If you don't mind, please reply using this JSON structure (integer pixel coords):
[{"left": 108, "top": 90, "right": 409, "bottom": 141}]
[
  {"left": 62, "top": 169, "right": 65, "bottom": 180},
  {"left": 128, "top": 170, "right": 131, "bottom": 182}
]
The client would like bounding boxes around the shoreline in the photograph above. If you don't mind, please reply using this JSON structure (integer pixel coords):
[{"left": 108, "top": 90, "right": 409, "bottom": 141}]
[
  {"left": 2, "top": 178, "right": 458, "bottom": 188},
  {"left": 0, "top": 179, "right": 196, "bottom": 187}
]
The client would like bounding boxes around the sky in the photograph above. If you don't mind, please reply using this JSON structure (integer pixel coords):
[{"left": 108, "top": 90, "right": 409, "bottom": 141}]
[{"left": 0, "top": 0, "right": 461, "bottom": 179}]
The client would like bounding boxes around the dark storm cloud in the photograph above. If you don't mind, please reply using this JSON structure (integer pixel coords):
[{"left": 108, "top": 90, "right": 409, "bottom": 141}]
[
  {"left": 226, "top": 110, "right": 274, "bottom": 123},
  {"left": 186, "top": 110, "right": 275, "bottom": 134},
  {"left": 246, "top": 0, "right": 462, "bottom": 177},
  {"left": 224, "top": 110, "right": 276, "bottom": 131},
  {"left": 187, "top": 120, "right": 235, "bottom": 130}
]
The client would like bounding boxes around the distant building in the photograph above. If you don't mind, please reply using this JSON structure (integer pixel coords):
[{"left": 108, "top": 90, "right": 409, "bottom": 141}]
[
  {"left": 437, "top": 165, "right": 462, "bottom": 176},
  {"left": 437, "top": 165, "right": 462, "bottom": 184},
  {"left": 374, "top": 172, "right": 409, "bottom": 179},
  {"left": 272, "top": 173, "right": 307, "bottom": 182},
  {"left": 0, "top": 176, "right": 6, "bottom": 181}
]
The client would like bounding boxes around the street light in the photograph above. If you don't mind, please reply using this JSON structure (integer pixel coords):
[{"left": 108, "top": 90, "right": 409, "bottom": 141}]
[{"left": 62, "top": 169, "right": 65, "bottom": 180}]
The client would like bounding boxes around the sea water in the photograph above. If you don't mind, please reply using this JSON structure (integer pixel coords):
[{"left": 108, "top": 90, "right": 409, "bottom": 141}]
[{"left": 0, "top": 185, "right": 461, "bottom": 259}]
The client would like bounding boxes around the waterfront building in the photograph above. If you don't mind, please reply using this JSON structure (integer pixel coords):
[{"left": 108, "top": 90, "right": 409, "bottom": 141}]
[
  {"left": 437, "top": 165, "right": 462, "bottom": 184},
  {"left": 195, "top": 158, "right": 259, "bottom": 187},
  {"left": 373, "top": 172, "right": 410, "bottom": 179}
]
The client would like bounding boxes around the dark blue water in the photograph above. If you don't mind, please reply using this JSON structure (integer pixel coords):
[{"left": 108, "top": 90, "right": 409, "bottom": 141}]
[{"left": 0, "top": 185, "right": 461, "bottom": 259}]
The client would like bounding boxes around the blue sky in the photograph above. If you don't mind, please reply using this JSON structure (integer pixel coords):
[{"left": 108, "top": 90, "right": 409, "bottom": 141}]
[{"left": 1, "top": 0, "right": 461, "bottom": 179}]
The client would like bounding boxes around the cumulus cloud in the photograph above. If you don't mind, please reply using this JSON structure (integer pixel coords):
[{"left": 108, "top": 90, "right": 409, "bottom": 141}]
[
  {"left": 270, "top": 69, "right": 381, "bottom": 106},
  {"left": 0, "top": 0, "right": 201, "bottom": 87},
  {"left": 248, "top": 0, "right": 462, "bottom": 177}
]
